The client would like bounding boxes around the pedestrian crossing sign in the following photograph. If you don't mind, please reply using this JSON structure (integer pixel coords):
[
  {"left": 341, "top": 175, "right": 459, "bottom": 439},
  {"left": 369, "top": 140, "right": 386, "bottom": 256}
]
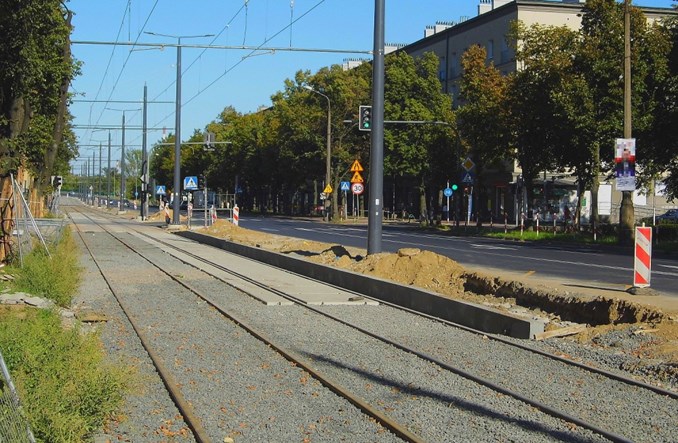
[
  {"left": 155, "top": 185, "right": 166, "bottom": 195},
  {"left": 184, "top": 176, "right": 198, "bottom": 190}
]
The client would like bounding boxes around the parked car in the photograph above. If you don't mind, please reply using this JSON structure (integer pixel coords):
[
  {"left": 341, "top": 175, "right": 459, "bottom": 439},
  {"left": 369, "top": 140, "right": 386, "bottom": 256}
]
[{"left": 656, "top": 209, "right": 678, "bottom": 223}]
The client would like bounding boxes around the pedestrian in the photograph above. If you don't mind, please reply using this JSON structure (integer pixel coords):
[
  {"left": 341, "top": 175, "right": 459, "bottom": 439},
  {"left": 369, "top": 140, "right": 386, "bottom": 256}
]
[{"left": 164, "top": 204, "right": 170, "bottom": 224}]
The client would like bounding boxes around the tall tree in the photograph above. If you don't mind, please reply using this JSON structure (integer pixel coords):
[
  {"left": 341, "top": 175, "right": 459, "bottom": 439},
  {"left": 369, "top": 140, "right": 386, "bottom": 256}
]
[
  {"left": 0, "top": 0, "right": 78, "bottom": 260},
  {"left": 384, "top": 51, "right": 455, "bottom": 220},
  {"left": 457, "top": 44, "right": 509, "bottom": 225}
]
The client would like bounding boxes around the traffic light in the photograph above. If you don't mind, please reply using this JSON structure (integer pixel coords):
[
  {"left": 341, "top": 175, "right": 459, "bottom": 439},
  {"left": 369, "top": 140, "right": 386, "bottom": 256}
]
[
  {"left": 54, "top": 176, "right": 63, "bottom": 187},
  {"left": 451, "top": 184, "right": 458, "bottom": 192},
  {"left": 358, "top": 105, "right": 372, "bottom": 131},
  {"left": 198, "top": 174, "right": 206, "bottom": 190}
]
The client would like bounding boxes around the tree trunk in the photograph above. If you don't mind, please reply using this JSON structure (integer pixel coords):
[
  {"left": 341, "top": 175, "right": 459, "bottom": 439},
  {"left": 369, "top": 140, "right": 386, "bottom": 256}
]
[
  {"left": 619, "top": 191, "right": 635, "bottom": 244},
  {"left": 39, "top": 10, "right": 73, "bottom": 208}
]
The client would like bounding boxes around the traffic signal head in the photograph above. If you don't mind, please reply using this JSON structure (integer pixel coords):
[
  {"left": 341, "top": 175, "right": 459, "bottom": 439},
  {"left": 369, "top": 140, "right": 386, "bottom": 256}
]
[
  {"left": 451, "top": 184, "right": 458, "bottom": 191},
  {"left": 54, "top": 176, "right": 63, "bottom": 187},
  {"left": 358, "top": 105, "right": 372, "bottom": 131}
]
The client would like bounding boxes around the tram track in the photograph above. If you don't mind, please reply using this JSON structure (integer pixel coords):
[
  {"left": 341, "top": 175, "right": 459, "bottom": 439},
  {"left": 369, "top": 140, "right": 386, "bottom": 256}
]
[{"left": 67, "top": 204, "right": 677, "bottom": 442}]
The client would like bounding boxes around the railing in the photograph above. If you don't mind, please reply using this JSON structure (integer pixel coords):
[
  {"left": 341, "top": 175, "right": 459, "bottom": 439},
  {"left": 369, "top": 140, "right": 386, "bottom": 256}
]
[{"left": 0, "top": 350, "right": 34, "bottom": 442}]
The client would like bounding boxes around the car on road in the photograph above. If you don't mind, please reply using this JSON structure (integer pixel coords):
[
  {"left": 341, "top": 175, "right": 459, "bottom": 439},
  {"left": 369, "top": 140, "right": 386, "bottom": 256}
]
[{"left": 656, "top": 209, "right": 678, "bottom": 223}]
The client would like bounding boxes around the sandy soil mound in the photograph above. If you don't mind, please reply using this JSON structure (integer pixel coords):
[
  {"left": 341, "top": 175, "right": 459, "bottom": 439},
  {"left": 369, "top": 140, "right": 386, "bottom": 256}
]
[{"left": 193, "top": 219, "right": 677, "bottom": 368}]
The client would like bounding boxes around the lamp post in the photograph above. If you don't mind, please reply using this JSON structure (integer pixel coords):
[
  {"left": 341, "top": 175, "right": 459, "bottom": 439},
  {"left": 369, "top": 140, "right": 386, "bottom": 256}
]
[
  {"left": 145, "top": 32, "right": 214, "bottom": 225},
  {"left": 303, "top": 85, "right": 332, "bottom": 221},
  {"left": 106, "top": 108, "right": 140, "bottom": 212}
]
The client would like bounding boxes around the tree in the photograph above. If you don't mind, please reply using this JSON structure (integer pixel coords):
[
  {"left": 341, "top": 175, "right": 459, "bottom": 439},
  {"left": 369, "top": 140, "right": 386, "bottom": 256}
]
[
  {"left": 0, "top": 0, "right": 78, "bottom": 261},
  {"left": 457, "top": 45, "right": 509, "bottom": 225},
  {"left": 508, "top": 23, "right": 580, "bottom": 214},
  {"left": 383, "top": 51, "right": 455, "bottom": 221}
]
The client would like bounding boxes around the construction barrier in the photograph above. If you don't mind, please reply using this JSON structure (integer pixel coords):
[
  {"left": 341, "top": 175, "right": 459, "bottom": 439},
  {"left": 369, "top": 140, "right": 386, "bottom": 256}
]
[
  {"left": 633, "top": 226, "right": 652, "bottom": 288},
  {"left": 233, "top": 205, "right": 239, "bottom": 226}
]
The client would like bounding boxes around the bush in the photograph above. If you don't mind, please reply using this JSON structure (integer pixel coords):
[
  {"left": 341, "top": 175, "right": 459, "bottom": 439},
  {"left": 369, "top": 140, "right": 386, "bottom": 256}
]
[
  {"left": 11, "top": 228, "right": 81, "bottom": 307},
  {"left": 0, "top": 308, "right": 128, "bottom": 442}
]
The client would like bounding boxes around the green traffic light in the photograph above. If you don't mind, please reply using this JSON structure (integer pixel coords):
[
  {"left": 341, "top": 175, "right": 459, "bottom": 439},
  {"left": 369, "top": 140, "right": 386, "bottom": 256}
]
[{"left": 451, "top": 184, "right": 458, "bottom": 191}]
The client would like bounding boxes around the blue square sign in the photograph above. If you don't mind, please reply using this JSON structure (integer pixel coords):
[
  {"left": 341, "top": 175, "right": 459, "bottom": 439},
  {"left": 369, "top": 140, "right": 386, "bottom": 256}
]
[{"left": 184, "top": 176, "right": 198, "bottom": 190}]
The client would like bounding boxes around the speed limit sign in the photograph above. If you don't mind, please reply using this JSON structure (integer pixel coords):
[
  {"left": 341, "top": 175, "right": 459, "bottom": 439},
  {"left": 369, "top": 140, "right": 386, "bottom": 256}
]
[{"left": 351, "top": 182, "right": 365, "bottom": 195}]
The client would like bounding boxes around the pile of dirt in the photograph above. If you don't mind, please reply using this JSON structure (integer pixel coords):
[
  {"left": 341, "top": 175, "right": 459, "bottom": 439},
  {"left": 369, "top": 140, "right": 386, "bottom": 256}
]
[{"left": 198, "top": 219, "right": 678, "bottom": 366}]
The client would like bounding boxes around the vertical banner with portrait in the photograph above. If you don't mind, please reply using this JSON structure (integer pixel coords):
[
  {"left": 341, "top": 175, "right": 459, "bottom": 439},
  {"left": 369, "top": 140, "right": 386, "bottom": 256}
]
[{"left": 615, "top": 138, "right": 636, "bottom": 191}]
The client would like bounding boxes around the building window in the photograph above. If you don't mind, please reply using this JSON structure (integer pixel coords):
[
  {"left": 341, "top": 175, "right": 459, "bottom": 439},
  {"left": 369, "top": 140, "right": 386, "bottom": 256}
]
[{"left": 487, "top": 39, "right": 494, "bottom": 60}]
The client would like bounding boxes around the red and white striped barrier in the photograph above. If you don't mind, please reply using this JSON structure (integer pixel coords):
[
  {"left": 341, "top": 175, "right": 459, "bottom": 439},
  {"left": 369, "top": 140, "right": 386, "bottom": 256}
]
[
  {"left": 233, "top": 205, "right": 239, "bottom": 226},
  {"left": 633, "top": 226, "right": 652, "bottom": 288}
]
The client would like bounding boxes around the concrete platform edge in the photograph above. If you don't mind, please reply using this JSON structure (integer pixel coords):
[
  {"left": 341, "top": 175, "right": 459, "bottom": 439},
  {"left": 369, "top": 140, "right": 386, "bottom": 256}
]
[{"left": 176, "top": 231, "right": 544, "bottom": 339}]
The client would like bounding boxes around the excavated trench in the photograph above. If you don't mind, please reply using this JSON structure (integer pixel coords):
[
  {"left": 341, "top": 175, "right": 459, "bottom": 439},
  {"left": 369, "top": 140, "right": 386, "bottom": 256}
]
[{"left": 462, "top": 272, "right": 665, "bottom": 326}]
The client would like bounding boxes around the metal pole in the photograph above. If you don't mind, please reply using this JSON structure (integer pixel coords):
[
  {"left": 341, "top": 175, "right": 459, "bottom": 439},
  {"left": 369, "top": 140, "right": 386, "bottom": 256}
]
[
  {"left": 325, "top": 97, "right": 331, "bottom": 221},
  {"left": 142, "top": 84, "right": 148, "bottom": 219},
  {"left": 107, "top": 131, "right": 111, "bottom": 209},
  {"left": 172, "top": 39, "right": 182, "bottom": 225},
  {"left": 619, "top": 0, "right": 634, "bottom": 242},
  {"left": 120, "top": 112, "right": 126, "bottom": 211},
  {"left": 98, "top": 142, "right": 102, "bottom": 205},
  {"left": 367, "top": 0, "right": 385, "bottom": 254}
]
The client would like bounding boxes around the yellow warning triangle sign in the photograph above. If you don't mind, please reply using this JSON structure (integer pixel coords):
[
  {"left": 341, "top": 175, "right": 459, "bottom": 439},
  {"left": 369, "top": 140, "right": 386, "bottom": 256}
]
[
  {"left": 350, "top": 160, "right": 364, "bottom": 172},
  {"left": 351, "top": 171, "right": 364, "bottom": 183},
  {"left": 323, "top": 184, "right": 333, "bottom": 193}
]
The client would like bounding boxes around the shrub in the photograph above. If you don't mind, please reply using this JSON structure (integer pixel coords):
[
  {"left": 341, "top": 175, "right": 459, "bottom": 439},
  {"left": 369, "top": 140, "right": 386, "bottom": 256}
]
[
  {"left": 0, "top": 308, "right": 128, "bottom": 442},
  {"left": 11, "top": 228, "right": 81, "bottom": 307}
]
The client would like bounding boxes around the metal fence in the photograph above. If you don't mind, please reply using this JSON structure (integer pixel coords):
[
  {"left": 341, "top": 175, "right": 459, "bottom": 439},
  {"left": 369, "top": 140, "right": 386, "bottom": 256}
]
[{"left": 0, "top": 351, "right": 34, "bottom": 443}]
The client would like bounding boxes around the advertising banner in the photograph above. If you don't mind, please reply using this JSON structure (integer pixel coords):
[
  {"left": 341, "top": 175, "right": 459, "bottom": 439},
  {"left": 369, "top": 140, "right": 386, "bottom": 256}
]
[{"left": 615, "top": 138, "right": 636, "bottom": 191}]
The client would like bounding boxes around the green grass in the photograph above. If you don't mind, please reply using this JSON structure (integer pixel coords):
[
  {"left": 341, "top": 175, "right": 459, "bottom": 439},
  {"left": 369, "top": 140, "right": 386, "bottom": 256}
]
[
  {"left": 0, "top": 308, "right": 128, "bottom": 443},
  {"left": 0, "top": 226, "right": 130, "bottom": 442},
  {"left": 9, "top": 228, "right": 81, "bottom": 307}
]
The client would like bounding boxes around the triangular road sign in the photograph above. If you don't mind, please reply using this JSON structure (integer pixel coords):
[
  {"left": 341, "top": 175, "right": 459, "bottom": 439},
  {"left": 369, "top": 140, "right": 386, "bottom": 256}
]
[
  {"left": 323, "top": 184, "right": 333, "bottom": 193},
  {"left": 351, "top": 171, "right": 364, "bottom": 183},
  {"left": 350, "top": 160, "right": 364, "bottom": 172}
]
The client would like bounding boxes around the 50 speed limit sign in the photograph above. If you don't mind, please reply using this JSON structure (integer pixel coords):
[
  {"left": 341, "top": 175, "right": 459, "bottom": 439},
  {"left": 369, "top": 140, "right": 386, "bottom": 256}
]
[{"left": 351, "top": 182, "right": 365, "bottom": 195}]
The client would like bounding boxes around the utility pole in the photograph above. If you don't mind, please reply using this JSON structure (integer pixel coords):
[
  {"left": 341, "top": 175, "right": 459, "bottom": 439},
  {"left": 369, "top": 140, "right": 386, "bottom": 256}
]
[
  {"left": 145, "top": 32, "right": 214, "bottom": 225},
  {"left": 619, "top": 0, "right": 635, "bottom": 244},
  {"left": 142, "top": 84, "right": 149, "bottom": 220},
  {"left": 367, "top": 0, "right": 385, "bottom": 255},
  {"left": 107, "top": 131, "right": 111, "bottom": 209}
]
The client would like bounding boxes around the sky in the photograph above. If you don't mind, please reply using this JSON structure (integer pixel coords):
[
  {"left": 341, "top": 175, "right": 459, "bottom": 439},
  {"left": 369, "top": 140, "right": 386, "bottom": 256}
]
[{"left": 68, "top": 0, "right": 675, "bottom": 170}]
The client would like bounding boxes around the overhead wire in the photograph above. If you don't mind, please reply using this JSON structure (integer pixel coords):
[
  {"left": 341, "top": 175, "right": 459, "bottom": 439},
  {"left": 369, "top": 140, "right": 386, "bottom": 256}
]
[
  {"left": 147, "top": 0, "right": 327, "bottom": 137},
  {"left": 93, "top": 0, "right": 160, "bottom": 127}
]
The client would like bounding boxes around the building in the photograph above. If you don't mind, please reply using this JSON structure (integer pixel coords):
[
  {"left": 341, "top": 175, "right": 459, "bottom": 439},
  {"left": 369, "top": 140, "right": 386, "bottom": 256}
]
[{"left": 399, "top": 0, "right": 676, "bottom": 224}]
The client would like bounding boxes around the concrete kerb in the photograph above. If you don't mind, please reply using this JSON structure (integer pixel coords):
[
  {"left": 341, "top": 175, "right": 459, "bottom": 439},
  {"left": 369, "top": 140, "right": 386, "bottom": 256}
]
[{"left": 176, "top": 231, "right": 545, "bottom": 339}]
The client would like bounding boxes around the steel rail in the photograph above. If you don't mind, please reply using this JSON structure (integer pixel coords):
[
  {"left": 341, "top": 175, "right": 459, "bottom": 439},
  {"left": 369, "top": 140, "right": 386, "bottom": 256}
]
[
  {"left": 69, "top": 206, "right": 673, "bottom": 443},
  {"left": 70, "top": 213, "right": 213, "bottom": 443},
  {"left": 67, "top": 206, "right": 423, "bottom": 443}
]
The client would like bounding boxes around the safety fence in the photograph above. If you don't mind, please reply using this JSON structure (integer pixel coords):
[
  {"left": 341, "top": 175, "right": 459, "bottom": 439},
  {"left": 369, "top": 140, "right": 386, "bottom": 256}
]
[{"left": 0, "top": 350, "right": 34, "bottom": 442}]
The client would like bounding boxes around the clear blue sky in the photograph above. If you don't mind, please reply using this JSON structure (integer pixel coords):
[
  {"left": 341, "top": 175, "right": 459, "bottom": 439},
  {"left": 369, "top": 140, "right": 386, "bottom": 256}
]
[{"left": 68, "top": 0, "right": 674, "bottom": 167}]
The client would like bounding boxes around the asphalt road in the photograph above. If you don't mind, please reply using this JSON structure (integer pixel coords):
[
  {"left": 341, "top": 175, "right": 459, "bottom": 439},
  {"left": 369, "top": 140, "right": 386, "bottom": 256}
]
[{"left": 235, "top": 216, "right": 678, "bottom": 298}]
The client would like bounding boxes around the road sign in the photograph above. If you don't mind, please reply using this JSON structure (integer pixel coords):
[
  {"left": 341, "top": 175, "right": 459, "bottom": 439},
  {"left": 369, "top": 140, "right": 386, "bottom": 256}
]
[
  {"left": 320, "top": 192, "right": 327, "bottom": 200},
  {"left": 184, "top": 176, "right": 198, "bottom": 190},
  {"left": 351, "top": 182, "right": 365, "bottom": 195},
  {"left": 462, "top": 157, "right": 475, "bottom": 171},
  {"left": 350, "top": 159, "right": 364, "bottom": 172},
  {"left": 351, "top": 171, "right": 364, "bottom": 183},
  {"left": 461, "top": 172, "right": 475, "bottom": 184},
  {"left": 155, "top": 185, "right": 166, "bottom": 195},
  {"left": 323, "top": 184, "right": 333, "bottom": 193},
  {"left": 340, "top": 181, "right": 350, "bottom": 191},
  {"left": 444, "top": 187, "right": 453, "bottom": 197}
]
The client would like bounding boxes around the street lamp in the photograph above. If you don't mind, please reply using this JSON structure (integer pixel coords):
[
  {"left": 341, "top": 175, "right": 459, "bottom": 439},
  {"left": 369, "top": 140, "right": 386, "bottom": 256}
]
[
  {"left": 145, "top": 31, "right": 214, "bottom": 225},
  {"left": 303, "top": 85, "right": 332, "bottom": 221}
]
